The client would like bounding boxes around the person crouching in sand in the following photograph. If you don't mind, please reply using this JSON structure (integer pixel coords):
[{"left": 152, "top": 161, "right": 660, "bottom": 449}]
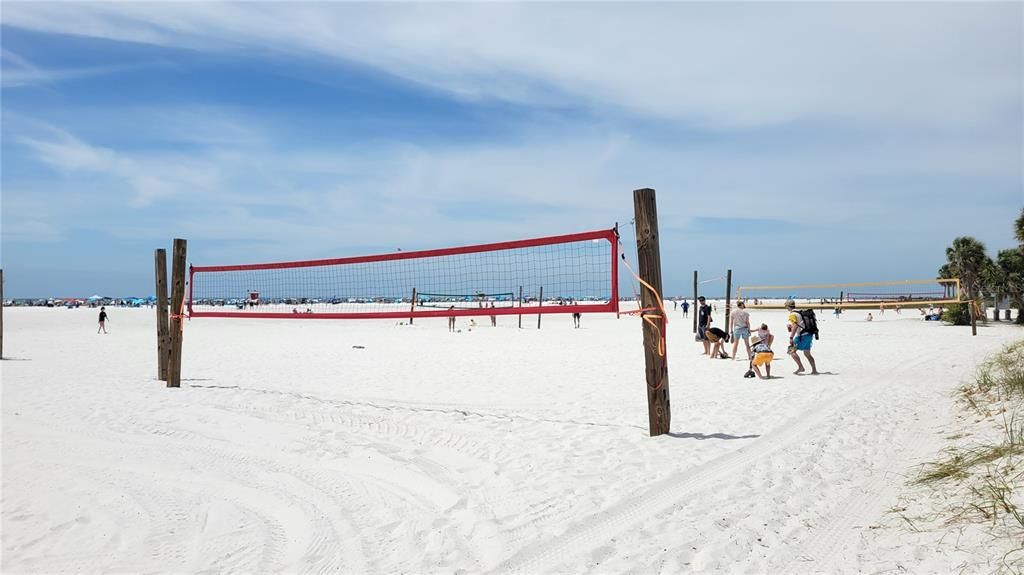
[
  {"left": 705, "top": 326, "right": 731, "bottom": 359},
  {"left": 749, "top": 334, "right": 774, "bottom": 379}
]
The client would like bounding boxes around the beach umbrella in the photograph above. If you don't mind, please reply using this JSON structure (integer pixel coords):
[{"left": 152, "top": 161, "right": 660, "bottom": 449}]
[{"left": 87, "top": 295, "right": 104, "bottom": 301}]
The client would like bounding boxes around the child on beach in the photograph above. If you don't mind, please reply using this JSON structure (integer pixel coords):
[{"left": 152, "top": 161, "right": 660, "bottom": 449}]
[
  {"left": 97, "top": 306, "right": 108, "bottom": 334},
  {"left": 754, "top": 323, "right": 773, "bottom": 347},
  {"left": 748, "top": 334, "right": 774, "bottom": 379}
]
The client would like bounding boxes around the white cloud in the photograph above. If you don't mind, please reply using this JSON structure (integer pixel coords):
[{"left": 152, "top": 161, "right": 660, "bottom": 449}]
[
  {"left": 2, "top": 3, "right": 1019, "bottom": 130},
  {"left": 18, "top": 128, "right": 224, "bottom": 206},
  {"left": 2, "top": 220, "right": 64, "bottom": 244},
  {"left": 9, "top": 117, "right": 1017, "bottom": 259},
  {"left": 1, "top": 47, "right": 160, "bottom": 87}
]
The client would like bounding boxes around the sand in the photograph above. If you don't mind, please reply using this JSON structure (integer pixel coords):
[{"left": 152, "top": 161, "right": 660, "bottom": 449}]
[{"left": 2, "top": 305, "right": 1021, "bottom": 573}]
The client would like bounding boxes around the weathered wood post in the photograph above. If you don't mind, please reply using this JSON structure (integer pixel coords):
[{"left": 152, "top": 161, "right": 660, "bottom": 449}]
[
  {"left": 692, "top": 270, "right": 698, "bottom": 333},
  {"left": 167, "top": 239, "right": 187, "bottom": 388},
  {"left": 970, "top": 296, "right": 977, "bottom": 337},
  {"left": 725, "top": 269, "right": 733, "bottom": 331},
  {"left": 615, "top": 222, "right": 621, "bottom": 320},
  {"left": 518, "top": 286, "right": 523, "bottom": 329},
  {"left": 537, "top": 286, "right": 543, "bottom": 329},
  {"left": 1, "top": 269, "right": 4, "bottom": 360},
  {"left": 409, "top": 288, "right": 417, "bottom": 325},
  {"left": 154, "top": 250, "right": 170, "bottom": 380},
  {"left": 633, "top": 188, "right": 670, "bottom": 436}
]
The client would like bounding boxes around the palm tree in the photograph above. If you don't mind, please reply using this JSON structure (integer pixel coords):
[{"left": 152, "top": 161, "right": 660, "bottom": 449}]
[
  {"left": 1016, "top": 207, "right": 1024, "bottom": 245},
  {"left": 944, "top": 236, "right": 990, "bottom": 302},
  {"left": 982, "top": 259, "right": 1007, "bottom": 320},
  {"left": 943, "top": 237, "right": 991, "bottom": 331},
  {"left": 998, "top": 247, "right": 1024, "bottom": 324}
]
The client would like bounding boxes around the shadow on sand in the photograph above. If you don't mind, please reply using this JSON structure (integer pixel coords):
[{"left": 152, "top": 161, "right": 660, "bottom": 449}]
[{"left": 667, "top": 431, "right": 760, "bottom": 441}]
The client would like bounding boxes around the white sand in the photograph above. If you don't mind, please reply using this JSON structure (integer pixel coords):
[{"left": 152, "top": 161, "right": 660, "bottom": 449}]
[{"left": 2, "top": 305, "right": 1021, "bottom": 573}]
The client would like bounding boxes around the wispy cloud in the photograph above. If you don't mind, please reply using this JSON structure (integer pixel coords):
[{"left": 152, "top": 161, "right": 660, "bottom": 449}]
[
  {"left": 1, "top": 47, "right": 155, "bottom": 87},
  {"left": 18, "top": 127, "right": 224, "bottom": 206},
  {"left": 2, "top": 3, "right": 1020, "bottom": 129}
]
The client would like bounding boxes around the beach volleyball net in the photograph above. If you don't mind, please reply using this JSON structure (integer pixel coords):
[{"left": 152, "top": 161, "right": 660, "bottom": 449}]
[
  {"left": 188, "top": 228, "right": 619, "bottom": 320},
  {"left": 736, "top": 278, "right": 962, "bottom": 309}
]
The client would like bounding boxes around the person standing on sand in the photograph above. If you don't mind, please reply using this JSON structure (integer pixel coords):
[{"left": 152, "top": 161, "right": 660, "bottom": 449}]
[
  {"left": 786, "top": 299, "right": 818, "bottom": 375},
  {"left": 697, "top": 296, "right": 712, "bottom": 355},
  {"left": 97, "top": 306, "right": 108, "bottom": 334},
  {"left": 489, "top": 302, "right": 497, "bottom": 327},
  {"left": 448, "top": 305, "right": 456, "bottom": 332},
  {"left": 730, "top": 300, "right": 752, "bottom": 362},
  {"left": 682, "top": 300, "right": 689, "bottom": 318},
  {"left": 572, "top": 303, "right": 581, "bottom": 328}
]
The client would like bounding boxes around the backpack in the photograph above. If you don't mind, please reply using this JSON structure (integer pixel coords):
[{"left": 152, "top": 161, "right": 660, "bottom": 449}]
[{"left": 799, "top": 309, "right": 819, "bottom": 340}]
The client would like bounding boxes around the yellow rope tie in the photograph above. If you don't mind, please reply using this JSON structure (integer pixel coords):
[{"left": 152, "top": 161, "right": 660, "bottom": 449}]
[{"left": 619, "top": 254, "right": 669, "bottom": 389}]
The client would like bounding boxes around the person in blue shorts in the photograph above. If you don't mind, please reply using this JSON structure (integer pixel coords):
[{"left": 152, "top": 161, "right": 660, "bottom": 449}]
[
  {"left": 729, "top": 300, "right": 752, "bottom": 362},
  {"left": 786, "top": 299, "right": 818, "bottom": 375}
]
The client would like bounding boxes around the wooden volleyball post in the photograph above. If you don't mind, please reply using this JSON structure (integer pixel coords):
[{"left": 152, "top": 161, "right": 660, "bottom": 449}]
[
  {"left": 1, "top": 269, "right": 4, "bottom": 360},
  {"left": 692, "top": 270, "right": 698, "bottom": 333},
  {"left": 633, "top": 188, "right": 670, "bottom": 436},
  {"left": 537, "top": 286, "right": 543, "bottom": 329},
  {"left": 614, "top": 222, "right": 621, "bottom": 319},
  {"left": 409, "top": 288, "right": 417, "bottom": 325},
  {"left": 970, "top": 299, "right": 977, "bottom": 336},
  {"left": 725, "top": 269, "right": 732, "bottom": 331},
  {"left": 518, "top": 286, "right": 523, "bottom": 329},
  {"left": 167, "top": 239, "right": 187, "bottom": 388},
  {"left": 154, "top": 249, "right": 170, "bottom": 380}
]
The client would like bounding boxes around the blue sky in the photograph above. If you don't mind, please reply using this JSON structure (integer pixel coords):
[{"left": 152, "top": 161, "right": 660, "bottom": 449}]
[{"left": 1, "top": 2, "right": 1021, "bottom": 298}]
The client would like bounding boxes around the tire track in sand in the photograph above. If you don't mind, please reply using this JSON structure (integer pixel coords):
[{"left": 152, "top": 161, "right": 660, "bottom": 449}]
[
  {"left": 781, "top": 392, "right": 946, "bottom": 573},
  {"left": 493, "top": 349, "right": 945, "bottom": 574},
  {"left": 13, "top": 417, "right": 367, "bottom": 574}
]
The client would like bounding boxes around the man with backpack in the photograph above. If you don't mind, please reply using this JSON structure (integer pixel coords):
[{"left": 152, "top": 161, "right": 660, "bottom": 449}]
[{"left": 785, "top": 299, "right": 819, "bottom": 375}]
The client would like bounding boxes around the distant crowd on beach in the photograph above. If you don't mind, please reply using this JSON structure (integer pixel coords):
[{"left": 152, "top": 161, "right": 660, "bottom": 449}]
[{"left": 6, "top": 298, "right": 153, "bottom": 309}]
